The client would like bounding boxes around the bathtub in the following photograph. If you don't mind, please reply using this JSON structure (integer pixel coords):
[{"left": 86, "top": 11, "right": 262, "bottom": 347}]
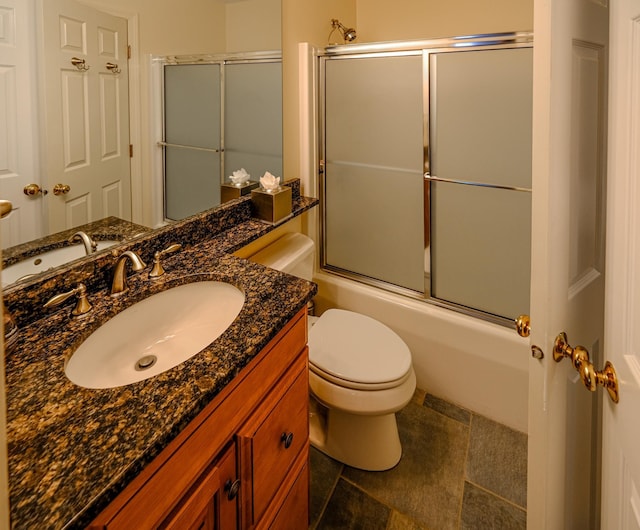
[{"left": 312, "top": 270, "right": 530, "bottom": 433}]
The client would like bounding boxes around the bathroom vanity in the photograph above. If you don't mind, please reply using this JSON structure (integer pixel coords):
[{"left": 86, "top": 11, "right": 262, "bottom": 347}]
[
  {"left": 89, "top": 308, "right": 309, "bottom": 529},
  {"left": 3, "top": 180, "right": 318, "bottom": 529}
]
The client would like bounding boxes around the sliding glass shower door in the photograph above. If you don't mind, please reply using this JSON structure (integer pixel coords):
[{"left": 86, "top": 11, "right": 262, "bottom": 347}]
[
  {"left": 429, "top": 47, "right": 533, "bottom": 320},
  {"left": 321, "top": 35, "right": 533, "bottom": 324},
  {"left": 323, "top": 55, "right": 425, "bottom": 293},
  {"left": 224, "top": 61, "right": 282, "bottom": 181},
  {"left": 164, "top": 64, "right": 222, "bottom": 220}
]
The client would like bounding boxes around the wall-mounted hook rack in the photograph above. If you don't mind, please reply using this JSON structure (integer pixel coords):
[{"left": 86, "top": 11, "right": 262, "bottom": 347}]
[{"left": 71, "top": 57, "right": 90, "bottom": 71}]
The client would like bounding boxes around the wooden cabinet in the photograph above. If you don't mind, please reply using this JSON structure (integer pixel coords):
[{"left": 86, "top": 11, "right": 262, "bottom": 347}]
[
  {"left": 89, "top": 308, "right": 309, "bottom": 530},
  {"left": 239, "top": 360, "right": 309, "bottom": 526},
  {"left": 160, "top": 453, "right": 223, "bottom": 530}
]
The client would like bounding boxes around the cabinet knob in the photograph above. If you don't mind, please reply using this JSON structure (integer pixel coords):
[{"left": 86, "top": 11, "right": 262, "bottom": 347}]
[
  {"left": 224, "top": 478, "right": 240, "bottom": 501},
  {"left": 281, "top": 432, "right": 294, "bottom": 449}
]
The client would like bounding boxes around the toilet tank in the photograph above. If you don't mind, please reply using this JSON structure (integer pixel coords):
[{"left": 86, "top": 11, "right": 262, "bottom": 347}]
[{"left": 248, "top": 233, "right": 315, "bottom": 281}]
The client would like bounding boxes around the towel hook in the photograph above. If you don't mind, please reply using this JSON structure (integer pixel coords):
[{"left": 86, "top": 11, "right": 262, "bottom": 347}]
[
  {"left": 105, "top": 62, "right": 121, "bottom": 74},
  {"left": 71, "top": 57, "right": 90, "bottom": 71}
]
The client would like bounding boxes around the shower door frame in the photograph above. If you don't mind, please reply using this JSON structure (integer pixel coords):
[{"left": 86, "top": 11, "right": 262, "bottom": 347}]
[
  {"left": 318, "top": 32, "right": 533, "bottom": 327},
  {"left": 157, "top": 50, "right": 282, "bottom": 222}
]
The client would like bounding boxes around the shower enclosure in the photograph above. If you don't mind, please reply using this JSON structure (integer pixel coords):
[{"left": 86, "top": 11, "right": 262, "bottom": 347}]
[
  {"left": 320, "top": 33, "right": 533, "bottom": 325},
  {"left": 160, "top": 53, "right": 282, "bottom": 221}
]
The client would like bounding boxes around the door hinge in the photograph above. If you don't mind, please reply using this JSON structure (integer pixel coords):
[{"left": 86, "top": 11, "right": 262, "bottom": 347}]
[
  {"left": 127, "top": 45, "right": 132, "bottom": 59},
  {"left": 129, "top": 144, "right": 133, "bottom": 158}
]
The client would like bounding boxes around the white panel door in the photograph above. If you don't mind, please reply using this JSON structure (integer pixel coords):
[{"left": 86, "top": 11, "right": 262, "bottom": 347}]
[
  {"left": 528, "top": 0, "right": 608, "bottom": 528},
  {"left": 0, "top": 0, "right": 42, "bottom": 247},
  {"left": 40, "top": 0, "right": 131, "bottom": 233},
  {"left": 601, "top": 0, "right": 640, "bottom": 527}
]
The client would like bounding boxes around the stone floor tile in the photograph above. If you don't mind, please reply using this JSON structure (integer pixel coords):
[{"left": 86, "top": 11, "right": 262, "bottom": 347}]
[
  {"left": 387, "top": 511, "right": 431, "bottom": 530},
  {"left": 343, "top": 402, "right": 469, "bottom": 530},
  {"left": 316, "top": 478, "right": 390, "bottom": 530},
  {"left": 460, "top": 481, "right": 526, "bottom": 530},
  {"left": 466, "top": 414, "right": 527, "bottom": 508},
  {"left": 310, "top": 447, "right": 344, "bottom": 528},
  {"left": 423, "top": 394, "right": 471, "bottom": 426}
]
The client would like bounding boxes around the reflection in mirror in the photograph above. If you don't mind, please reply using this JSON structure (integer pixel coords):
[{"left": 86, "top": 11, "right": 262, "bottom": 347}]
[
  {"left": 161, "top": 53, "right": 282, "bottom": 220},
  {"left": 1, "top": 217, "right": 151, "bottom": 289},
  {"left": 0, "top": 0, "right": 280, "bottom": 279}
]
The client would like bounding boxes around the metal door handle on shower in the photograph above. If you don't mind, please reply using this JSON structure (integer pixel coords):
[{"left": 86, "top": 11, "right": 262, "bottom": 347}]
[{"left": 423, "top": 174, "right": 531, "bottom": 193}]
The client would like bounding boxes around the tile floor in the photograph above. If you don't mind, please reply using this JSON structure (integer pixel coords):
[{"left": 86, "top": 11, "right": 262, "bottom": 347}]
[{"left": 309, "top": 390, "right": 528, "bottom": 530}]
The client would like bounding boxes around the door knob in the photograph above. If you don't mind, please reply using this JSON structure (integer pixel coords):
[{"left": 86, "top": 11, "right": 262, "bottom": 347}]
[
  {"left": 53, "top": 183, "right": 71, "bottom": 196},
  {"left": 514, "top": 315, "right": 544, "bottom": 359},
  {"left": 23, "top": 184, "right": 47, "bottom": 196},
  {"left": 515, "top": 315, "right": 531, "bottom": 337},
  {"left": 0, "top": 199, "right": 12, "bottom": 218},
  {"left": 553, "top": 332, "right": 619, "bottom": 403}
]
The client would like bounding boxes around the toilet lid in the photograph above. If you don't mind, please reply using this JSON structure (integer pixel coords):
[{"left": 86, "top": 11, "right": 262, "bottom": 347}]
[{"left": 308, "top": 309, "right": 412, "bottom": 385}]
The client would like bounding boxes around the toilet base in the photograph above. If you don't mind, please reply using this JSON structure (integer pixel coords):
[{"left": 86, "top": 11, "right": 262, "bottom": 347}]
[{"left": 309, "top": 398, "right": 402, "bottom": 471}]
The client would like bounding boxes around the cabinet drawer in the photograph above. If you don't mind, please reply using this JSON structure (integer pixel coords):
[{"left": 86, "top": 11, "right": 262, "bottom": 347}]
[
  {"left": 239, "top": 361, "right": 309, "bottom": 523},
  {"left": 265, "top": 454, "right": 309, "bottom": 530}
]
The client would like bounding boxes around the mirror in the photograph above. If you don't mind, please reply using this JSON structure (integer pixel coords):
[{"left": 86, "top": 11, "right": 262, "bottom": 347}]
[{"left": 1, "top": 0, "right": 281, "bottom": 286}]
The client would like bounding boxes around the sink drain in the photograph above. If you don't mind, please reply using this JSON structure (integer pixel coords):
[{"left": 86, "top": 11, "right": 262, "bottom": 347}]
[{"left": 135, "top": 355, "right": 157, "bottom": 371}]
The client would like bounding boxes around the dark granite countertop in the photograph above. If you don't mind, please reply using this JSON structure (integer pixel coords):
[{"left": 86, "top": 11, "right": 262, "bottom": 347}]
[{"left": 4, "top": 183, "right": 318, "bottom": 529}]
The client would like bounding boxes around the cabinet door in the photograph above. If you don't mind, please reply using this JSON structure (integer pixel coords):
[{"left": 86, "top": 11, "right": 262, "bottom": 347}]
[
  {"left": 218, "top": 444, "right": 240, "bottom": 529},
  {"left": 239, "top": 362, "right": 309, "bottom": 524},
  {"left": 160, "top": 464, "right": 220, "bottom": 530}
]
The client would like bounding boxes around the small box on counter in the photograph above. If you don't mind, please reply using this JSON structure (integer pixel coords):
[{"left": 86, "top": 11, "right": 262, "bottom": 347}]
[
  {"left": 251, "top": 186, "right": 292, "bottom": 223},
  {"left": 221, "top": 181, "right": 260, "bottom": 203}
]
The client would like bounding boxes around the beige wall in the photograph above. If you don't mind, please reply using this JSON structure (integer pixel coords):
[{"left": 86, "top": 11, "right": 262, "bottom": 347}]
[
  {"left": 356, "top": 0, "right": 532, "bottom": 42},
  {"left": 226, "top": 0, "right": 281, "bottom": 52},
  {"left": 281, "top": 0, "right": 533, "bottom": 181},
  {"left": 282, "top": 0, "right": 356, "bottom": 181},
  {"left": 91, "top": 0, "right": 226, "bottom": 55}
]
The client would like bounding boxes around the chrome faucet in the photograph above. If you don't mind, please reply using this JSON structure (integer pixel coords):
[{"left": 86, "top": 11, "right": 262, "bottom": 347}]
[
  {"left": 69, "top": 231, "right": 98, "bottom": 255},
  {"left": 110, "top": 251, "right": 147, "bottom": 296}
]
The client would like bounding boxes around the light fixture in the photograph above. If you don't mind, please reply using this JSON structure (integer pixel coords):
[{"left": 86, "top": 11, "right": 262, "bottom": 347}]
[{"left": 328, "top": 18, "right": 357, "bottom": 45}]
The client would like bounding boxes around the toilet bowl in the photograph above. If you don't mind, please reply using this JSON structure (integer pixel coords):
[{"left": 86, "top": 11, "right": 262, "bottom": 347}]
[{"left": 249, "top": 232, "right": 416, "bottom": 471}]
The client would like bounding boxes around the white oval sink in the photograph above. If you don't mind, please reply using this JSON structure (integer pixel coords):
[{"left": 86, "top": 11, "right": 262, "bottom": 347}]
[
  {"left": 65, "top": 281, "right": 245, "bottom": 389},
  {"left": 2, "top": 240, "right": 121, "bottom": 287}
]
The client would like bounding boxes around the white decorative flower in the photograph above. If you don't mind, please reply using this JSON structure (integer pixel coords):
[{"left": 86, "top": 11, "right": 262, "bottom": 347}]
[
  {"left": 260, "top": 171, "right": 281, "bottom": 192},
  {"left": 229, "top": 168, "right": 250, "bottom": 186}
]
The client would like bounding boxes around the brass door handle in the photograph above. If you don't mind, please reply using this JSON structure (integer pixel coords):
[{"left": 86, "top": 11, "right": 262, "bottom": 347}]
[
  {"left": 514, "top": 315, "right": 544, "bottom": 359},
  {"left": 515, "top": 315, "right": 531, "bottom": 337},
  {"left": 553, "top": 332, "right": 619, "bottom": 403},
  {"left": 0, "top": 199, "right": 12, "bottom": 218},
  {"left": 23, "top": 184, "right": 47, "bottom": 196},
  {"left": 53, "top": 183, "right": 71, "bottom": 196}
]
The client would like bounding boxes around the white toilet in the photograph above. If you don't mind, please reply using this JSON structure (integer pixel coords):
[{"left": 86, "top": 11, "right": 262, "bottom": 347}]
[{"left": 249, "top": 232, "right": 416, "bottom": 471}]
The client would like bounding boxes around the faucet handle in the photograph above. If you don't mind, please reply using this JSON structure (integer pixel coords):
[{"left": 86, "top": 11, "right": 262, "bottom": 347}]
[
  {"left": 150, "top": 243, "right": 182, "bottom": 278},
  {"left": 44, "top": 283, "right": 92, "bottom": 317}
]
